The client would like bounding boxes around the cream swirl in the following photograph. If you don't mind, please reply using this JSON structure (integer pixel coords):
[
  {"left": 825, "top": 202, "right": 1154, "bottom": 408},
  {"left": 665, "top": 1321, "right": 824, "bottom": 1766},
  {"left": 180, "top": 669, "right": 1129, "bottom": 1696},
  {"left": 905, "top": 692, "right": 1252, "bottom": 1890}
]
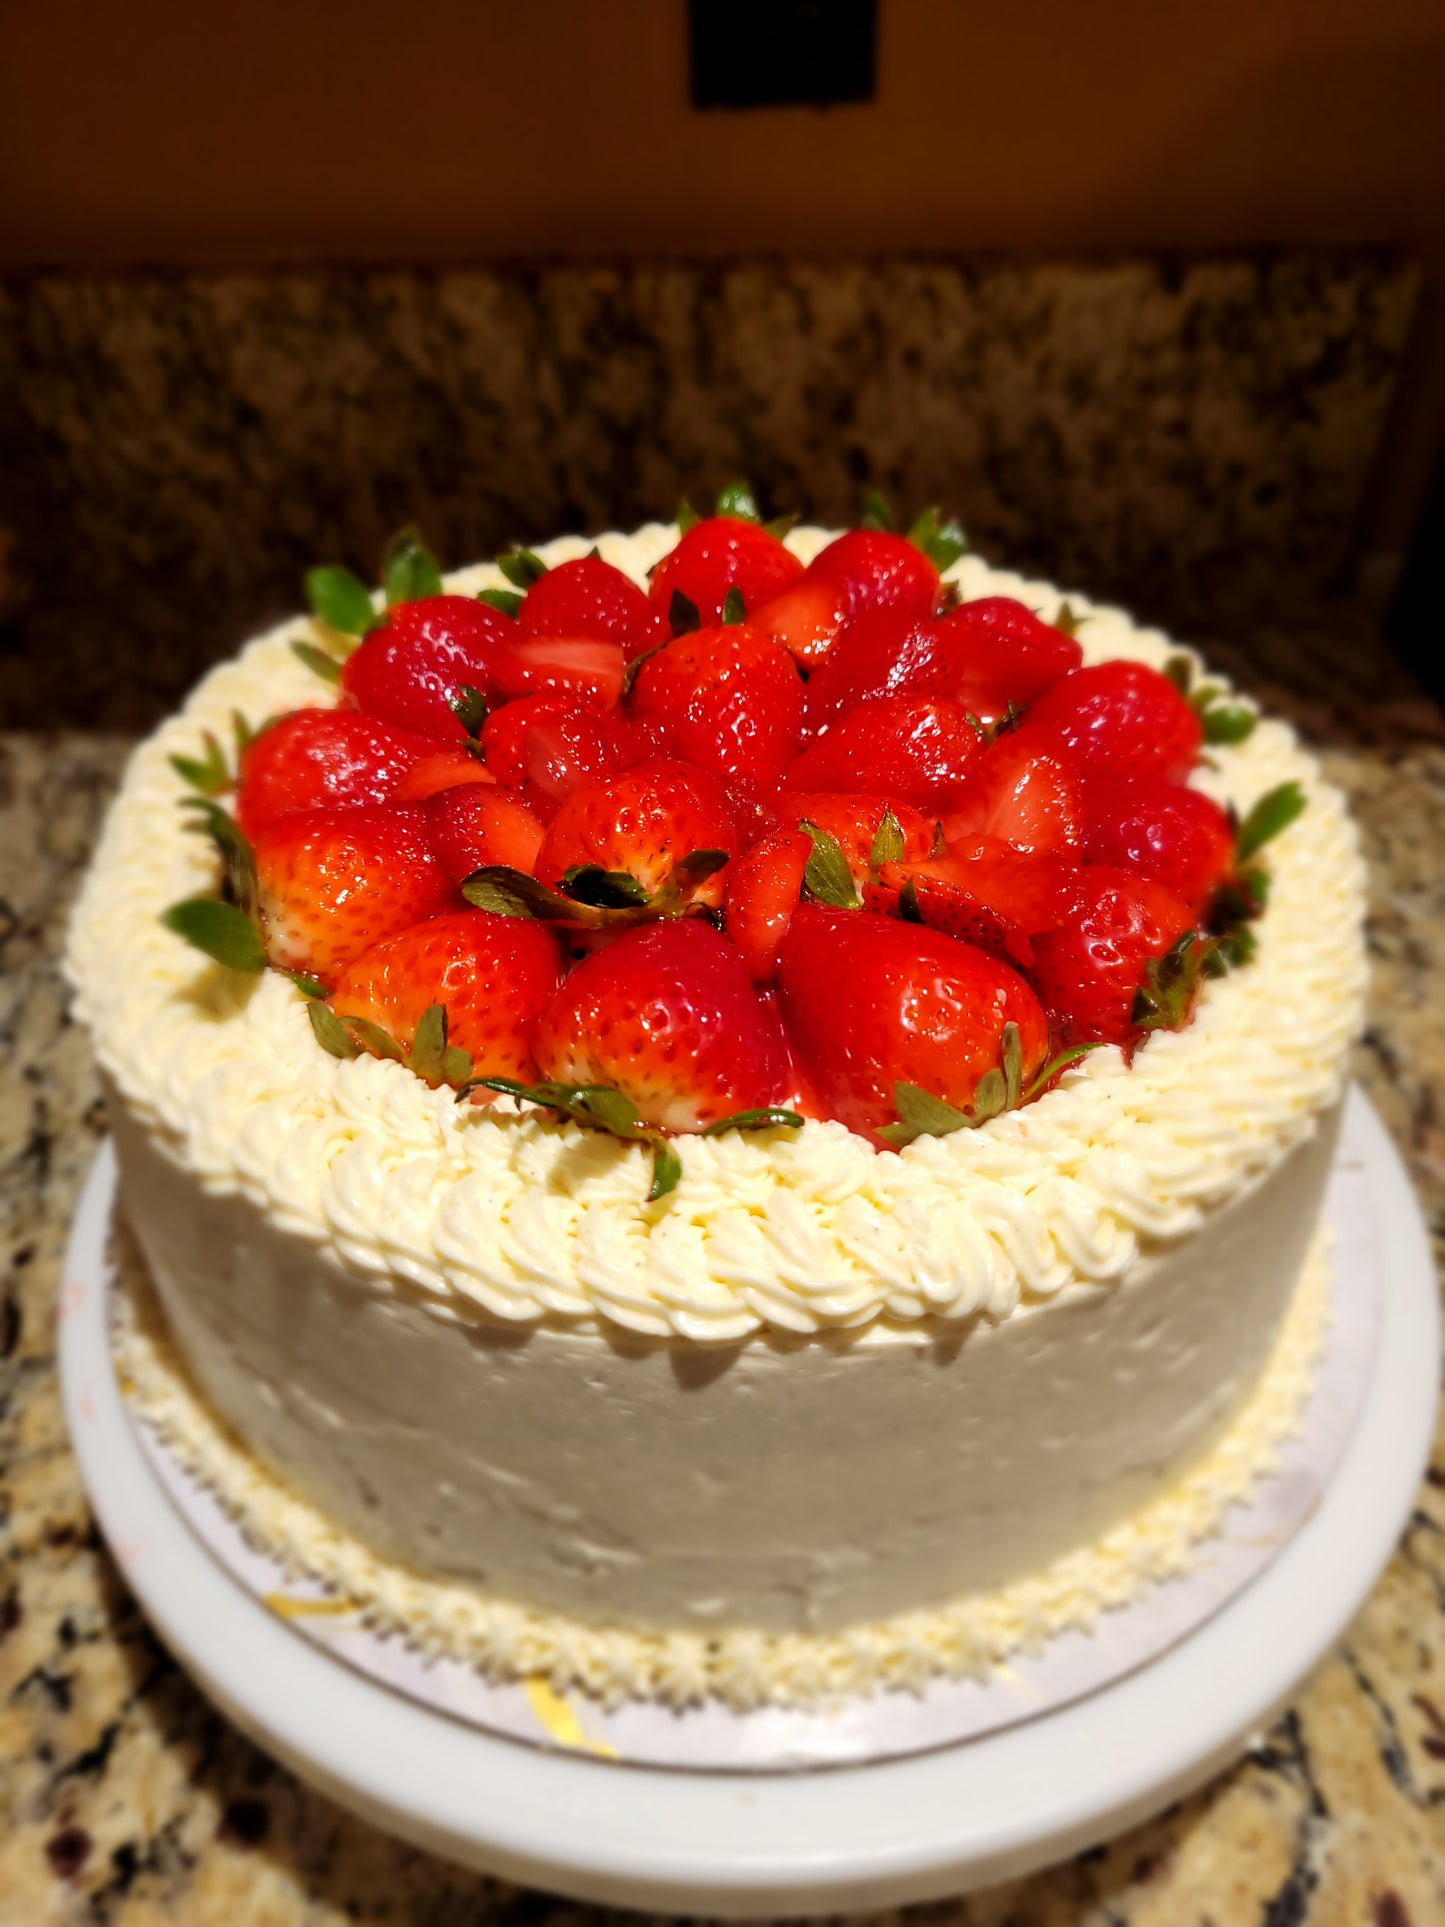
[{"left": 66, "top": 529, "right": 1367, "bottom": 1340}]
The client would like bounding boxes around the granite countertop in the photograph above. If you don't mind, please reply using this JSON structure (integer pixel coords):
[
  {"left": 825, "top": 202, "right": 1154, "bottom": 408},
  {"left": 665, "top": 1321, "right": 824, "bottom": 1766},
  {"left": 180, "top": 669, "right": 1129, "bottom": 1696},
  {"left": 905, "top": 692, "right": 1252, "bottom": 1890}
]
[{"left": 2, "top": 676, "right": 1444, "bottom": 1921}]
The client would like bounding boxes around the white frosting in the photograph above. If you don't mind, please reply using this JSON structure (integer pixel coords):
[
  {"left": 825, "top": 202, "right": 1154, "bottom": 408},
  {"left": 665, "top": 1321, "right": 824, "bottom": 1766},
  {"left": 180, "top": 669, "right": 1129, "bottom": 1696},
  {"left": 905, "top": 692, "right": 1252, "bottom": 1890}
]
[{"left": 65, "top": 527, "right": 1367, "bottom": 1343}]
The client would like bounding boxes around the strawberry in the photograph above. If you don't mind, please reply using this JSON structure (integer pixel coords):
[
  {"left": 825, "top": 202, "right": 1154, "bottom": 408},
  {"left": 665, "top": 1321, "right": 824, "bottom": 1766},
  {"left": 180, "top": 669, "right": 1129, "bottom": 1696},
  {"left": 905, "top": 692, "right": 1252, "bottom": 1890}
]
[
  {"left": 391, "top": 749, "right": 496, "bottom": 803},
  {"left": 1018, "top": 661, "right": 1202, "bottom": 783},
  {"left": 533, "top": 919, "right": 791, "bottom": 1133},
  {"left": 749, "top": 576, "right": 851, "bottom": 671},
  {"left": 800, "top": 604, "right": 933, "bottom": 737},
  {"left": 519, "top": 553, "right": 667, "bottom": 661},
  {"left": 1080, "top": 777, "right": 1235, "bottom": 917},
  {"left": 866, "top": 859, "right": 1037, "bottom": 970},
  {"left": 649, "top": 517, "right": 803, "bottom": 626},
  {"left": 939, "top": 733, "right": 1084, "bottom": 854},
  {"left": 628, "top": 624, "right": 804, "bottom": 796},
  {"left": 426, "top": 785, "right": 546, "bottom": 883},
  {"left": 1027, "top": 866, "right": 1196, "bottom": 1046},
  {"left": 932, "top": 839, "right": 1078, "bottom": 932},
  {"left": 775, "top": 904, "right": 1049, "bottom": 1146},
  {"left": 480, "top": 695, "right": 644, "bottom": 820},
  {"left": 802, "top": 529, "right": 941, "bottom": 620},
  {"left": 330, "top": 910, "right": 563, "bottom": 1078},
  {"left": 783, "top": 695, "right": 982, "bottom": 812},
  {"left": 339, "top": 595, "right": 515, "bottom": 739},
  {"left": 724, "top": 828, "right": 812, "bottom": 982},
  {"left": 235, "top": 709, "right": 438, "bottom": 838},
  {"left": 778, "top": 791, "right": 935, "bottom": 891},
  {"left": 536, "top": 759, "right": 739, "bottom": 909},
  {"left": 489, "top": 634, "right": 625, "bottom": 709},
  {"left": 252, "top": 805, "right": 455, "bottom": 985}
]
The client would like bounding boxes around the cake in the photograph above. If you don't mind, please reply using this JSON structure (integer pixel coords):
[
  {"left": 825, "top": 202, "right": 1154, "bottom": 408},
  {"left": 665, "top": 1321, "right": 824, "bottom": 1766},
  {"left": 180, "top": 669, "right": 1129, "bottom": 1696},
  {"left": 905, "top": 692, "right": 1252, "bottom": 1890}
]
[{"left": 66, "top": 497, "right": 1367, "bottom": 1708}]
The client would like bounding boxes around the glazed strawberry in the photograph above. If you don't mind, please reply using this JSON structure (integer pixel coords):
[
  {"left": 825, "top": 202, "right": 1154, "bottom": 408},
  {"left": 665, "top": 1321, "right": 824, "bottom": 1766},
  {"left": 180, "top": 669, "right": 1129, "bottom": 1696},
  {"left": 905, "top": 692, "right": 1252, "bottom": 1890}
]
[
  {"left": 784, "top": 696, "right": 982, "bottom": 813},
  {"left": 519, "top": 553, "right": 667, "bottom": 661},
  {"left": 866, "top": 858, "right": 1038, "bottom": 970},
  {"left": 1080, "top": 777, "right": 1235, "bottom": 917},
  {"left": 533, "top": 919, "right": 791, "bottom": 1133},
  {"left": 252, "top": 805, "right": 455, "bottom": 985},
  {"left": 339, "top": 595, "right": 515, "bottom": 739},
  {"left": 628, "top": 625, "right": 804, "bottom": 796},
  {"left": 1018, "top": 661, "right": 1202, "bottom": 783},
  {"left": 749, "top": 576, "right": 851, "bottom": 670},
  {"left": 330, "top": 910, "right": 563, "bottom": 1076},
  {"left": 1027, "top": 866, "right": 1196, "bottom": 1046},
  {"left": 776, "top": 904, "right": 1049, "bottom": 1146},
  {"left": 235, "top": 710, "right": 438, "bottom": 838},
  {"left": 480, "top": 695, "right": 644, "bottom": 820},
  {"left": 426, "top": 785, "right": 546, "bottom": 883},
  {"left": 940, "top": 733, "right": 1084, "bottom": 855},
  {"left": 932, "top": 839, "right": 1078, "bottom": 932},
  {"left": 536, "top": 759, "right": 739, "bottom": 909},
  {"left": 779, "top": 791, "right": 935, "bottom": 889},
  {"left": 724, "top": 828, "right": 812, "bottom": 982},
  {"left": 803, "top": 598, "right": 1081, "bottom": 738},
  {"left": 649, "top": 517, "right": 803, "bottom": 626},
  {"left": 802, "top": 529, "right": 941, "bottom": 620},
  {"left": 489, "top": 634, "right": 625, "bottom": 709},
  {"left": 392, "top": 749, "right": 496, "bottom": 803}
]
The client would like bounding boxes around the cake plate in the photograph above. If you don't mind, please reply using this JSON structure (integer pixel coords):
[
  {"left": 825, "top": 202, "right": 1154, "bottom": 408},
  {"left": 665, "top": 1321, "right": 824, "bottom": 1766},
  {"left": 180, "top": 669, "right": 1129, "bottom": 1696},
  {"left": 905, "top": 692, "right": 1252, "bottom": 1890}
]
[{"left": 59, "top": 1085, "right": 1439, "bottom": 1916}]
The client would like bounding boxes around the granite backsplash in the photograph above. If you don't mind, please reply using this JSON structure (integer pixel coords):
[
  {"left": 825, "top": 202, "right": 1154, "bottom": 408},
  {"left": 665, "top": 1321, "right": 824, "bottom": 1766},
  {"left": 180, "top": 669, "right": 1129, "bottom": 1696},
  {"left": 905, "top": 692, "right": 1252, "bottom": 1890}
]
[{"left": 0, "top": 251, "right": 1420, "bottom": 732}]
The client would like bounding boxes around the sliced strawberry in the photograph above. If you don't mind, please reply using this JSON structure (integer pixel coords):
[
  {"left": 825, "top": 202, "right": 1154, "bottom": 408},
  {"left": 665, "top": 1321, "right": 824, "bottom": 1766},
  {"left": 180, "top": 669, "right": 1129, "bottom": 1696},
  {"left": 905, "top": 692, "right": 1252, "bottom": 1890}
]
[
  {"left": 803, "top": 530, "right": 941, "bottom": 620},
  {"left": 775, "top": 904, "right": 1049, "bottom": 1147},
  {"left": 783, "top": 695, "right": 983, "bottom": 812},
  {"left": 426, "top": 784, "right": 546, "bottom": 883},
  {"left": 391, "top": 750, "right": 496, "bottom": 803},
  {"left": 934, "top": 838, "right": 1079, "bottom": 932},
  {"left": 519, "top": 554, "right": 667, "bottom": 661},
  {"left": 779, "top": 791, "right": 935, "bottom": 891},
  {"left": 489, "top": 634, "right": 625, "bottom": 709},
  {"left": 1027, "top": 866, "right": 1196, "bottom": 1046},
  {"left": 724, "top": 829, "right": 812, "bottom": 982},
  {"left": 536, "top": 759, "right": 739, "bottom": 909},
  {"left": 940, "top": 733, "right": 1084, "bottom": 854},
  {"left": 866, "top": 860, "right": 1037, "bottom": 969},
  {"left": 480, "top": 694, "right": 644, "bottom": 820},
  {"left": 1080, "top": 776, "right": 1235, "bottom": 917},
  {"left": 338, "top": 595, "right": 514, "bottom": 739},
  {"left": 331, "top": 911, "right": 564, "bottom": 1078},
  {"left": 253, "top": 805, "right": 455, "bottom": 985},
  {"left": 628, "top": 624, "right": 804, "bottom": 796},
  {"left": 749, "top": 575, "right": 851, "bottom": 670},
  {"left": 533, "top": 919, "right": 791, "bottom": 1133},
  {"left": 800, "top": 604, "right": 935, "bottom": 737},
  {"left": 1018, "top": 661, "right": 1203, "bottom": 783},
  {"left": 649, "top": 517, "right": 803, "bottom": 626},
  {"left": 235, "top": 709, "right": 438, "bottom": 839}
]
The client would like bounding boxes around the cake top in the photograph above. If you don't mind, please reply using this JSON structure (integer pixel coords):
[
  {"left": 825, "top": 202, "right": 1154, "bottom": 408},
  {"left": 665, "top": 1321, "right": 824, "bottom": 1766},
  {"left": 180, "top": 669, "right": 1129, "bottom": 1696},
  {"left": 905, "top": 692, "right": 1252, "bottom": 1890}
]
[{"left": 67, "top": 507, "right": 1366, "bottom": 1341}]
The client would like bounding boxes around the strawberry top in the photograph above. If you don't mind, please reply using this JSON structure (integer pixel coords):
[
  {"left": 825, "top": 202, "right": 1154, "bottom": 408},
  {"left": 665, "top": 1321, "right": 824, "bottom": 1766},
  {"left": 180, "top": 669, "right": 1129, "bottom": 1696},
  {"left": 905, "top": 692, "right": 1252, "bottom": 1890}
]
[{"left": 168, "top": 499, "right": 1300, "bottom": 1192}]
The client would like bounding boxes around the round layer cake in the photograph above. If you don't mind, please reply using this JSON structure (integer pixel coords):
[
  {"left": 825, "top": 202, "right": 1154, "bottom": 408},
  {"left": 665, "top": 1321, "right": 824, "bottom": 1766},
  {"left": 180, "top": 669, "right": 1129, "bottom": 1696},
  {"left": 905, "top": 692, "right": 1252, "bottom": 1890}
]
[{"left": 66, "top": 515, "right": 1366, "bottom": 1705}]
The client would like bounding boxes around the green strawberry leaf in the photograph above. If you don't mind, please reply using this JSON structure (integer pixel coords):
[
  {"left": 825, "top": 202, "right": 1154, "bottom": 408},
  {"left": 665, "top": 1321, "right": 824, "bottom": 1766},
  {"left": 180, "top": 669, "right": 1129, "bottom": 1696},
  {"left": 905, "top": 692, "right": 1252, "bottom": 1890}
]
[
  {"left": 406, "top": 1003, "right": 472, "bottom": 1087},
  {"left": 305, "top": 565, "right": 377, "bottom": 638},
  {"left": 383, "top": 528, "right": 444, "bottom": 606},
  {"left": 716, "top": 480, "right": 760, "bottom": 523},
  {"left": 307, "top": 1000, "right": 361, "bottom": 1059},
  {"left": 877, "top": 1082, "right": 977, "bottom": 1148},
  {"left": 906, "top": 506, "right": 968, "bottom": 571},
  {"left": 161, "top": 899, "right": 266, "bottom": 974},
  {"left": 672, "top": 848, "right": 730, "bottom": 890},
  {"left": 648, "top": 1142, "right": 684, "bottom": 1200},
  {"left": 621, "top": 640, "right": 668, "bottom": 696},
  {"left": 799, "top": 819, "right": 859, "bottom": 909},
  {"left": 868, "top": 808, "right": 907, "bottom": 873},
  {"left": 231, "top": 710, "right": 263, "bottom": 756},
  {"left": 676, "top": 498, "right": 700, "bottom": 534},
  {"left": 450, "top": 683, "right": 488, "bottom": 737},
  {"left": 764, "top": 512, "right": 800, "bottom": 541},
  {"left": 462, "top": 867, "right": 574, "bottom": 920},
  {"left": 561, "top": 865, "right": 651, "bottom": 909},
  {"left": 285, "top": 971, "right": 328, "bottom": 1000},
  {"left": 1132, "top": 931, "right": 1208, "bottom": 1031},
  {"left": 1162, "top": 654, "right": 1195, "bottom": 695},
  {"left": 860, "top": 491, "right": 895, "bottom": 532},
  {"left": 669, "top": 590, "right": 701, "bottom": 636},
  {"left": 1202, "top": 703, "right": 1257, "bottom": 745},
  {"left": 1000, "top": 1021, "right": 1023, "bottom": 1111},
  {"left": 169, "top": 731, "right": 232, "bottom": 798},
  {"left": 497, "top": 547, "right": 548, "bottom": 590},
  {"left": 181, "top": 799, "right": 258, "bottom": 919},
  {"left": 337, "top": 1013, "right": 405, "bottom": 1061},
  {"left": 461, "top": 1074, "right": 682, "bottom": 1200},
  {"left": 1022, "top": 1041, "right": 1105, "bottom": 1102},
  {"left": 1052, "top": 600, "right": 1085, "bottom": 639},
  {"left": 1235, "top": 781, "right": 1306, "bottom": 863},
  {"left": 721, "top": 585, "right": 747, "bottom": 625},
  {"left": 477, "top": 587, "right": 523, "bottom": 618},
  {"left": 291, "top": 639, "right": 343, "bottom": 686},
  {"left": 700, "top": 1108, "right": 806, "bottom": 1136}
]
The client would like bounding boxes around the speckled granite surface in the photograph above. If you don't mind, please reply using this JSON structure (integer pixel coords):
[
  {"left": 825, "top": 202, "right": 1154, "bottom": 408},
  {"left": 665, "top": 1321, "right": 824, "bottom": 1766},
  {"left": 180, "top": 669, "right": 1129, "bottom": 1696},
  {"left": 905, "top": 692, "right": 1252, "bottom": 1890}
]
[
  {"left": 0, "top": 647, "right": 1443, "bottom": 1917},
  {"left": 0, "top": 252, "right": 1419, "bottom": 731}
]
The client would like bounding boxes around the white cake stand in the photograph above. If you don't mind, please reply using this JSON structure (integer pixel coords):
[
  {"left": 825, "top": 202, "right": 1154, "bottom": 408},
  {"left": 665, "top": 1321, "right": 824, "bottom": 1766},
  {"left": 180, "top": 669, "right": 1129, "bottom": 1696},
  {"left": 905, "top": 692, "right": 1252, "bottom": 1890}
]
[{"left": 59, "top": 1087, "right": 1439, "bottom": 1916}]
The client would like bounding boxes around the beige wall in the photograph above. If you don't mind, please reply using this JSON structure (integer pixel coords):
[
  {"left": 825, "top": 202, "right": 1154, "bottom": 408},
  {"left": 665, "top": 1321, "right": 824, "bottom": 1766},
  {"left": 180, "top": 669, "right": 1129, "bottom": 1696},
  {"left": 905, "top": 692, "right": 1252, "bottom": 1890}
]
[{"left": 4, "top": 0, "right": 1443, "bottom": 553}]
